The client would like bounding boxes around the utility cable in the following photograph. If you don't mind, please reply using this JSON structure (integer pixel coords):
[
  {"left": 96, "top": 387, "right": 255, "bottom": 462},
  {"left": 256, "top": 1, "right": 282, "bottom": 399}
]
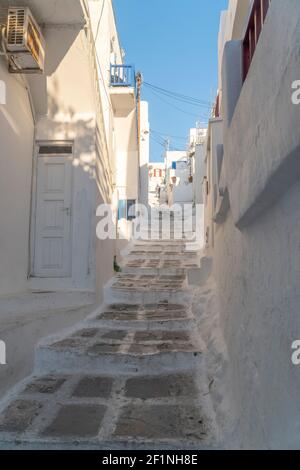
[
  {"left": 146, "top": 87, "right": 210, "bottom": 119},
  {"left": 144, "top": 81, "right": 211, "bottom": 108}
]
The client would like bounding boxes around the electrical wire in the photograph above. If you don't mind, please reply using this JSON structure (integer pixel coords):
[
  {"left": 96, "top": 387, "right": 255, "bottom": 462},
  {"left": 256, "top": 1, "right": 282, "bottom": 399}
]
[
  {"left": 151, "top": 129, "right": 187, "bottom": 142},
  {"left": 144, "top": 81, "right": 212, "bottom": 108},
  {"left": 146, "top": 87, "right": 210, "bottom": 119},
  {"left": 150, "top": 135, "right": 166, "bottom": 147},
  {"left": 150, "top": 135, "right": 183, "bottom": 152}
]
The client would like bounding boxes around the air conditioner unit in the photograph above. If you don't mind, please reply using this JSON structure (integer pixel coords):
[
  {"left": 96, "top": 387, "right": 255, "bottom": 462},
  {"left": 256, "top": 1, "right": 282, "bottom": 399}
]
[{"left": 5, "top": 6, "right": 45, "bottom": 73}]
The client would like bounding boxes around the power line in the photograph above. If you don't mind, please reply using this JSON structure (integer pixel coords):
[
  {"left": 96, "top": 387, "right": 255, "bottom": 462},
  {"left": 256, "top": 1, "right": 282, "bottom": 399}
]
[
  {"left": 150, "top": 135, "right": 183, "bottom": 152},
  {"left": 145, "top": 86, "right": 211, "bottom": 109},
  {"left": 150, "top": 135, "right": 166, "bottom": 147},
  {"left": 144, "top": 81, "right": 212, "bottom": 108},
  {"left": 151, "top": 129, "right": 187, "bottom": 141},
  {"left": 146, "top": 87, "right": 210, "bottom": 119}
]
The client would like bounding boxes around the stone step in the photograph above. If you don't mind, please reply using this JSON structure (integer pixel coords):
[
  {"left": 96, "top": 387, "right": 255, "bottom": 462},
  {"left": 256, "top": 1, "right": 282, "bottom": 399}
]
[
  {"left": 125, "top": 252, "right": 200, "bottom": 262},
  {"left": 104, "top": 281, "right": 191, "bottom": 305},
  {"left": 139, "top": 232, "right": 196, "bottom": 240},
  {"left": 32, "top": 300, "right": 202, "bottom": 376},
  {"left": 91, "top": 302, "right": 195, "bottom": 331},
  {"left": 0, "top": 232, "right": 214, "bottom": 449},
  {"left": 133, "top": 240, "right": 187, "bottom": 247},
  {"left": 121, "top": 261, "right": 200, "bottom": 277},
  {"left": 0, "top": 371, "right": 214, "bottom": 449},
  {"left": 130, "top": 244, "right": 188, "bottom": 250},
  {"left": 121, "top": 266, "right": 188, "bottom": 276},
  {"left": 104, "top": 273, "right": 190, "bottom": 304},
  {"left": 35, "top": 328, "right": 202, "bottom": 376},
  {"left": 108, "top": 273, "right": 188, "bottom": 289}
]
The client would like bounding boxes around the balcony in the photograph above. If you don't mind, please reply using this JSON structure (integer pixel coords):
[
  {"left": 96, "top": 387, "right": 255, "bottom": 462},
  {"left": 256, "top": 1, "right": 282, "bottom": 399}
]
[
  {"left": 110, "top": 65, "right": 136, "bottom": 87},
  {"left": 110, "top": 65, "right": 136, "bottom": 113}
]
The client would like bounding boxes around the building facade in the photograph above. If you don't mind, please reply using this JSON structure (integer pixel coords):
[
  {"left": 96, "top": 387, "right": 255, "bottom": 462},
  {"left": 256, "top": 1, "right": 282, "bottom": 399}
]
[
  {"left": 202, "top": 0, "right": 300, "bottom": 448},
  {"left": 165, "top": 150, "right": 193, "bottom": 206},
  {"left": 148, "top": 162, "right": 166, "bottom": 193},
  {"left": 0, "top": 0, "right": 148, "bottom": 301}
]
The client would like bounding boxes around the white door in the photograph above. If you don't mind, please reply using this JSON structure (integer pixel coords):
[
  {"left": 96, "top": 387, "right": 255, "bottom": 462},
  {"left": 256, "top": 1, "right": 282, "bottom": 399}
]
[{"left": 33, "top": 153, "right": 73, "bottom": 277}]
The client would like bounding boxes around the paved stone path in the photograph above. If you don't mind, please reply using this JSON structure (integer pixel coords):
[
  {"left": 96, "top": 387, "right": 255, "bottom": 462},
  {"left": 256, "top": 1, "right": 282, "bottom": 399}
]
[{"left": 0, "top": 218, "right": 217, "bottom": 449}]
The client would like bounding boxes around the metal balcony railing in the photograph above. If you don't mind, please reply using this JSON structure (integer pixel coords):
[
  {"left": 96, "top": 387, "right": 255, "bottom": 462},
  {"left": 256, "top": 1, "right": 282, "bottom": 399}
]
[
  {"left": 243, "top": 0, "right": 272, "bottom": 82},
  {"left": 110, "top": 64, "right": 136, "bottom": 88}
]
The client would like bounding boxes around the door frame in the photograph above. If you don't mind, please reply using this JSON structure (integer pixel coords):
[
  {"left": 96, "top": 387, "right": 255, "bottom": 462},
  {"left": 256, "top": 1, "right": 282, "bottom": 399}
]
[{"left": 29, "top": 140, "right": 74, "bottom": 278}]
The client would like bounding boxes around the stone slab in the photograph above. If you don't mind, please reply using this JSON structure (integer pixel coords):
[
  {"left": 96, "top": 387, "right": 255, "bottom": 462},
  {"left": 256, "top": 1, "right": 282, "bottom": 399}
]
[
  {"left": 24, "top": 376, "right": 67, "bottom": 395},
  {"left": 113, "top": 404, "right": 207, "bottom": 441},
  {"left": 42, "top": 404, "right": 106, "bottom": 438},
  {"left": 124, "top": 374, "right": 197, "bottom": 399},
  {"left": 72, "top": 376, "right": 114, "bottom": 398},
  {"left": 0, "top": 400, "right": 43, "bottom": 432}
]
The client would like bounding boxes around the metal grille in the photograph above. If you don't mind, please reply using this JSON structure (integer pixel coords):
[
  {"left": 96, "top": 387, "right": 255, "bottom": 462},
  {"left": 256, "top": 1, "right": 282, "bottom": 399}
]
[
  {"left": 38, "top": 145, "right": 73, "bottom": 155},
  {"left": 27, "top": 17, "right": 42, "bottom": 63},
  {"left": 7, "top": 7, "right": 25, "bottom": 46}
]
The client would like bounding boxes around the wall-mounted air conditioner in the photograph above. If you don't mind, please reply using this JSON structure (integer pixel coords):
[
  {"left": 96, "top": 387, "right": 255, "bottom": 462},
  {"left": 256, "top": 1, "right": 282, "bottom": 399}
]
[{"left": 4, "top": 6, "right": 45, "bottom": 73}]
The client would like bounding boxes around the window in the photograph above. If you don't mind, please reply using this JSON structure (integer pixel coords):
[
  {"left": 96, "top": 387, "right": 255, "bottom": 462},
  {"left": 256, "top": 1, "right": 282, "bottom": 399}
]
[
  {"left": 118, "top": 199, "right": 136, "bottom": 221},
  {"left": 38, "top": 144, "right": 73, "bottom": 155}
]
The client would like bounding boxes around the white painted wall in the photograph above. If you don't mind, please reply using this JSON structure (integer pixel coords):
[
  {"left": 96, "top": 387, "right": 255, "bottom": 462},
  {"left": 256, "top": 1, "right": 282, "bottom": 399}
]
[
  {"left": 148, "top": 163, "right": 165, "bottom": 193},
  {"left": 0, "top": 0, "right": 123, "bottom": 302},
  {"left": 213, "top": 183, "right": 300, "bottom": 449},
  {"left": 139, "top": 100, "right": 150, "bottom": 207},
  {"left": 194, "top": 144, "right": 205, "bottom": 205},
  {"left": 203, "top": 118, "right": 223, "bottom": 249},
  {"left": 0, "top": 60, "right": 34, "bottom": 296},
  {"left": 208, "top": 0, "right": 300, "bottom": 448},
  {"left": 114, "top": 109, "right": 139, "bottom": 202},
  {"left": 30, "top": 27, "right": 101, "bottom": 293},
  {"left": 166, "top": 151, "right": 193, "bottom": 206},
  {"left": 88, "top": 0, "right": 123, "bottom": 163},
  {"left": 218, "top": 0, "right": 251, "bottom": 112}
]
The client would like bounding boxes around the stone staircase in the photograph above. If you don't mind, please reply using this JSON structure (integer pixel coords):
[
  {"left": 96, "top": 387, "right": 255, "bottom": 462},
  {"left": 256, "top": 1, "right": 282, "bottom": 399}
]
[{"left": 0, "top": 218, "right": 217, "bottom": 449}]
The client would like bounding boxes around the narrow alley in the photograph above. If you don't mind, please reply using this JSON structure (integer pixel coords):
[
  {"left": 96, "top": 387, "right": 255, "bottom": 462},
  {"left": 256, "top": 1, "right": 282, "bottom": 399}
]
[
  {"left": 0, "top": 208, "right": 218, "bottom": 449},
  {"left": 1, "top": 0, "right": 300, "bottom": 455}
]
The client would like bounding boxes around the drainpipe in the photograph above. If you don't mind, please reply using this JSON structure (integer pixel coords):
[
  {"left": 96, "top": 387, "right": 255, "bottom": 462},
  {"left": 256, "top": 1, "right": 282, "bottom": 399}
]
[{"left": 21, "top": 76, "right": 37, "bottom": 279}]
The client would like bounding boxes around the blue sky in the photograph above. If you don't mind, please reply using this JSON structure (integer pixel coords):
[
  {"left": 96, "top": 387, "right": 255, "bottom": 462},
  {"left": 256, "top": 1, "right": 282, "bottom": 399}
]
[{"left": 113, "top": 0, "right": 228, "bottom": 162}]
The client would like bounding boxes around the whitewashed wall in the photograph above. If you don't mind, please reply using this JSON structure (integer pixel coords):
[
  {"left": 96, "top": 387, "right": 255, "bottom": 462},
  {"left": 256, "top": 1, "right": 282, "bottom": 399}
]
[
  {"left": 211, "top": 0, "right": 300, "bottom": 448},
  {"left": 139, "top": 101, "right": 150, "bottom": 207},
  {"left": 0, "top": 61, "right": 34, "bottom": 296}
]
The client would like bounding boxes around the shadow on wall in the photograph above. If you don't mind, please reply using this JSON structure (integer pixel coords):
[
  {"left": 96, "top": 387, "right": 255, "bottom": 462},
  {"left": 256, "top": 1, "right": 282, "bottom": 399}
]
[
  {"left": 46, "top": 87, "right": 112, "bottom": 205},
  {"left": 27, "top": 27, "right": 82, "bottom": 117},
  {"left": 115, "top": 108, "right": 139, "bottom": 202}
]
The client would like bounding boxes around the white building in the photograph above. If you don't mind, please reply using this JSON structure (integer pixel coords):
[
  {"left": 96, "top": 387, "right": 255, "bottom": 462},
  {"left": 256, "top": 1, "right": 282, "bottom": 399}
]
[
  {"left": 0, "top": 0, "right": 148, "bottom": 392},
  {"left": 166, "top": 150, "right": 193, "bottom": 206},
  {"left": 165, "top": 128, "right": 207, "bottom": 208},
  {"left": 148, "top": 162, "right": 166, "bottom": 193},
  {"left": 188, "top": 127, "right": 207, "bottom": 206},
  {"left": 0, "top": 0, "right": 149, "bottom": 299},
  {"left": 202, "top": 0, "right": 300, "bottom": 448},
  {"left": 139, "top": 101, "right": 150, "bottom": 207}
]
